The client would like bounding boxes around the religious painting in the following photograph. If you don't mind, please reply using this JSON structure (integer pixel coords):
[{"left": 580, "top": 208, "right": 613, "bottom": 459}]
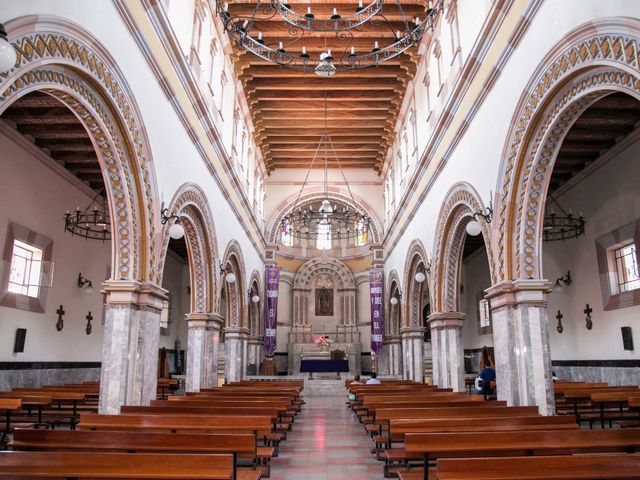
[
  {"left": 476, "top": 293, "right": 492, "bottom": 335},
  {"left": 315, "top": 288, "right": 334, "bottom": 316}
]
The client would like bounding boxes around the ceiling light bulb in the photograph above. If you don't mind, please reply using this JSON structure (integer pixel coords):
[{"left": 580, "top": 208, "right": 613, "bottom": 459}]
[
  {"left": 252, "top": 295, "right": 260, "bottom": 303},
  {"left": 169, "top": 222, "right": 185, "bottom": 240},
  {"left": 0, "top": 25, "right": 17, "bottom": 73},
  {"left": 415, "top": 272, "right": 426, "bottom": 283},
  {"left": 225, "top": 272, "right": 236, "bottom": 283},
  {"left": 390, "top": 297, "right": 398, "bottom": 305},
  {"left": 465, "top": 220, "right": 482, "bottom": 237}
]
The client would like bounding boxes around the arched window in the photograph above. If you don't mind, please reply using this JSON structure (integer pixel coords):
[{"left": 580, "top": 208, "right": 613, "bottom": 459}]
[
  {"left": 355, "top": 218, "right": 367, "bottom": 246},
  {"left": 316, "top": 220, "right": 331, "bottom": 250},
  {"left": 280, "top": 220, "right": 294, "bottom": 247}
]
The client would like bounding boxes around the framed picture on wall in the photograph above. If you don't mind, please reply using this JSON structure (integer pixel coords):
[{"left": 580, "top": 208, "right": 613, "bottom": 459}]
[{"left": 477, "top": 293, "right": 492, "bottom": 335}]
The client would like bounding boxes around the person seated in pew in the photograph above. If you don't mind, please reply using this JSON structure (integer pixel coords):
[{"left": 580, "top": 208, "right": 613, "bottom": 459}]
[
  {"left": 479, "top": 361, "right": 496, "bottom": 398},
  {"left": 366, "top": 372, "right": 381, "bottom": 385},
  {"left": 348, "top": 375, "right": 362, "bottom": 401}
]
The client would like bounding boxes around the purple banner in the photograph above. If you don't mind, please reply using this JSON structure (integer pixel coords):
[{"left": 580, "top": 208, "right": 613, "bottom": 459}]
[
  {"left": 369, "top": 268, "right": 385, "bottom": 355},
  {"left": 264, "top": 267, "right": 280, "bottom": 357}
]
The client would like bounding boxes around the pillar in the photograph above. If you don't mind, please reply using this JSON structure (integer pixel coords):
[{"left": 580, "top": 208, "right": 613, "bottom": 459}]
[
  {"left": 224, "top": 327, "right": 250, "bottom": 383},
  {"left": 99, "top": 280, "right": 166, "bottom": 414},
  {"left": 247, "top": 336, "right": 264, "bottom": 375},
  {"left": 185, "top": 313, "right": 223, "bottom": 391},
  {"left": 380, "top": 337, "right": 402, "bottom": 376},
  {"left": 485, "top": 279, "right": 555, "bottom": 415},
  {"left": 428, "top": 312, "right": 465, "bottom": 391},
  {"left": 400, "top": 326, "right": 424, "bottom": 382}
]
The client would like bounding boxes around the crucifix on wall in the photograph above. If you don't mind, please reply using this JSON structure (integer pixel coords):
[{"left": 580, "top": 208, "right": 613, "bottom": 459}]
[
  {"left": 85, "top": 311, "right": 93, "bottom": 335},
  {"left": 56, "top": 305, "right": 65, "bottom": 331}
]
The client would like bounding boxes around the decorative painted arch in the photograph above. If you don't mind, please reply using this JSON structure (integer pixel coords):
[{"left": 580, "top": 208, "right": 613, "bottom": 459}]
[
  {"left": 0, "top": 16, "right": 160, "bottom": 282},
  {"left": 496, "top": 18, "right": 640, "bottom": 281},
  {"left": 292, "top": 256, "right": 357, "bottom": 326},
  {"left": 386, "top": 270, "right": 402, "bottom": 335},
  {"left": 431, "top": 183, "right": 495, "bottom": 312},
  {"left": 159, "top": 183, "right": 219, "bottom": 314},
  {"left": 221, "top": 240, "right": 247, "bottom": 328},
  {"left": 402, "top": 239, "right": 431, "bottom": 328},
  {"left": 267, "top": 190, "right": 382, "bottom": 244},
  {"left": 248, "top": 270, "right": 262, "bottom": 337}
]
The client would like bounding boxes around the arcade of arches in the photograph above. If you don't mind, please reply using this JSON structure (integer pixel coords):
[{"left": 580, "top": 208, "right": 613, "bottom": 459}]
[{"left": 1, "top": 0, "right": 639, "bottom": 424}]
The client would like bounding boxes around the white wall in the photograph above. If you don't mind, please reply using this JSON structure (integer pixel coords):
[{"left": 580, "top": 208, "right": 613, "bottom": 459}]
[
  {"left": 159, "top": 249, "right": 189, "bottom": 349},
  {"left": 544, "top": 138, "right": 640, "bottom": 360},
  {"left": 461, "top": 249, "right": 493, "bottom": 350},
  {"left": 0, "top": 128, "right": 110, "bottom": 362}
]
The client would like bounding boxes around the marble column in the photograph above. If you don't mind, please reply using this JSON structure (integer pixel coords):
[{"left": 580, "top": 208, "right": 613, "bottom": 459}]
[
  {"left": 485, "top": 279, "right": 555, "bottom": 415},
  {"left": 384, "top": 337, "right": 402, "bottom": 376},
  {"left": 428, "top": 312, "right": 465, "bottom": 392},
  {"left": 247, "top": 336, "right": 264, "bottom": 375},
  {"left": 185, "top": 313, "right": 223, "bottom": 391},
  {"left": 224, "top": 327, "right": 250, "bottom": 383},
  {"left": 400, "top": 326, "right": 424, "bottom": 382},
  {"left": 99, "top": 280, "right": 166, "bottom": 414}
]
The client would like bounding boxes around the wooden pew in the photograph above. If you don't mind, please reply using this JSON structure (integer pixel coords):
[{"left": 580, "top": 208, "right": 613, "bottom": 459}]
[
  {"left": 0, "top": 393, "right": 51, "bottom": 428},
  {"left": 11, "top": 429, "right": 262, "bottom": 480},
  {"left": 432, "top": 453, "right": 640, "bottom": 480},
  {"left": 402, "top": 429, "right": 640, "bottom": 479},
  {"left": 0, "top": 451, "right": 236, "bottom": 479},
  {"left": 563, "top": 386, "right": 639, "bottom": 427},
  {"left": 0, "top": 398, "right": 22, "bottom": 447}
]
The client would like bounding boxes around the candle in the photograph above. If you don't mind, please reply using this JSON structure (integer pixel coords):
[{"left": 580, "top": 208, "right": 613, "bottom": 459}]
[
  {"left": 327, "top": 49, "right": 332, "bottom": 57},
  {"left": 242, "top": 20, "right": 249, "bottom": 29},
  {"left": 333, "top": 7, "right": 338, "bottom": 15},
  {"left": 258, "top": 32, "right": 262, "bottom": 40},
  {"left": 415, "top": 17, "right": 421, "bottom": 25},
  {"left": 396, "top": 30, "right": 401, "bottom": 38},
  {"left": 374, "top": 41, "right": 379, "bottom": 49},
  {"left": 358, "top": 0, "right": 363, "bottom": 7},
  {"left": 307, "top": 6, "right": 312, "bottom": 14},
  {"left": 302, "top": 46, "right": 307, "bottom": 55},
  {"left": 223, "top": 2, "right": 228, "bottom": 12},
  {"left": 279, "top": 41, "right": 284, "bottom": 50},
  {"left": 350, "top": 46, "right": 355, "bottom": 55}
]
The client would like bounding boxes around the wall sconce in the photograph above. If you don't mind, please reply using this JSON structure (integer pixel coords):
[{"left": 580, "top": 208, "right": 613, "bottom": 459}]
[
  {"left": 466, "top": 192, "right": 493, "bottom": 237},
  {"left": 0, "top": 23, "right": 17, "bottom": 74},
  {"left": 390, "top": 289, "right": 402, "bottom": 306},
  {"left": 553, "top": 271, "right": 572, "bottom": 293},
  {"left": 161, "top": 202, "right": 184, "bottom": 240},
  {"left": 219, "top": 261, "right": 236, "bottom": 283},
  {"left": 77, "top": 273, "right": 94, "bottom": 295},
  {"left": 248, "top": 289, "right": 260, "bottom": 303}
]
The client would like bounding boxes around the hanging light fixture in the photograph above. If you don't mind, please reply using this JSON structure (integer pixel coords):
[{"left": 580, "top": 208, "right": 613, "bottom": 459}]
[
  {"left": 466, "top": 194, "right": 493, "bottom": 237},
  {"left": 215, "top": 0, "right": 442, "bottom": 75},
  {"left": 64, "top": 190, "right": 111, "bottom": 242},
  {"left": 543, "top": 195, "right": 585, "bottom": 242},
  {"left": 0, "top": 22, "right": 17, "bottom": 73},
  {"left": 279, "top": 93, "right": 372, "bottom": 244}
]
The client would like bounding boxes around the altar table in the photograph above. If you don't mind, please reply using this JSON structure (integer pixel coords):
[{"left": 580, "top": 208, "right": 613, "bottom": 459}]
[{"left": 299, "top": 359, "right": 349, "bottom": 379}]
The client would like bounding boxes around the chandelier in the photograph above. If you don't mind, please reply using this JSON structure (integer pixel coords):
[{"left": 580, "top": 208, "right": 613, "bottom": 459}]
[
  {"left": 280, "top": 94, "right": 372, "bottom": 242},
  {"left": 215, "top": 0, "right": 442, "bottom": 76},
  {"left": 543, "top": 196, "right": 585, "bottom": 242},
  {"left": 64, "top": 191, "right": 111, "bottom": 242}
]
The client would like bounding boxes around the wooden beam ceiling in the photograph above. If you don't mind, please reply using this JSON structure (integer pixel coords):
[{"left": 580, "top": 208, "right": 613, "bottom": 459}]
[
  {"left": 1, "top": 91, "right": 105, "bottom": 192},
  {"left": 228, "top": 0, "right": 427, "bottom": 172}
]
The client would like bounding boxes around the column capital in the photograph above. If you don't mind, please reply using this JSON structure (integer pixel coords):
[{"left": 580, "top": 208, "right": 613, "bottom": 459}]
[
  {"left": 224, "top": 327, "right": 251, "bottom": 338},
  {"left": 428, "top": 311, "right": 465, "bottom": 329},
  {"left": 485, "top": 279, "right": 553, "bottom": 309},
  {"left": 185, "top": 312, "right": 224, "bottom": 329},
  {"left": 101, "top": 280, "right": 167, "bottom": 310},
  {"left": 399, "top": 325, "right": 424, "bottom": 338}
]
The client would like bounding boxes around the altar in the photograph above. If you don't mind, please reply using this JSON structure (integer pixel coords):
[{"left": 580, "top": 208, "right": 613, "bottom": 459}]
[
  {"left": 289, "top": 339, "right": 361, "bottom": 375},
  {"left": 299, "top": 358, "right": 349, "bottom": 378}
]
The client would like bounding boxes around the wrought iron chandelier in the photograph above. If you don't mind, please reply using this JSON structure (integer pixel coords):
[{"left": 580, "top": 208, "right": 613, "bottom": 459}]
[
  {"left": 543, "top": 196, "right": 585, "bottom": 242},
  {"left": 215, "top": 0, "right": 442, "bottom": 75},
  {"left": 64, "top": 191, "right": 111, "bottom": 242},
  {"left": 279, "top": 94, "right": 372, "bottom": 242}
]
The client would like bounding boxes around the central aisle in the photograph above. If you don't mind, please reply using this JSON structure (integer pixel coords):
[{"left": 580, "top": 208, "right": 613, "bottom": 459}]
[{"left": 270, "top": 390, "right": 384, "bottom": 480}]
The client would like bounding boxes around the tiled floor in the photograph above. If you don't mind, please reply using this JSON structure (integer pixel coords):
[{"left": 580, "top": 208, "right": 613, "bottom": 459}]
[{"left": 270, "top": 393, "right": 385, "bottom": 480}]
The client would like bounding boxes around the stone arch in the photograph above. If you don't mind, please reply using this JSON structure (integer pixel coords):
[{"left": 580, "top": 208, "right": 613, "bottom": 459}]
[
  {"left": 267, "top": 190, "right": 382, "bottom": 245},
  {"left": 431, "top": 183, "right": 495, "bottom": 313},
  {"left": 292, "top": 257, "right": 356, "bottom": 326},
  {"left": 248, "top": 270, "right": 262, "bottom": 337},
  {"left": 496, "top": 18, "right": 640, "bottom": 281},
  {"left": 402, "top": 239, "right": 430, "bottom": 328},
  {"left": 0, "top": 16, "right": 161, "bottom": 282},
  {"left": 160, "top": 183, "right": 219, "bottom": 314},
  {"left": 221, "top": 240, "right": 247, "bottom": 328},
  {"left": 386, "top": 270, "right": 402, "bottom": 335}
]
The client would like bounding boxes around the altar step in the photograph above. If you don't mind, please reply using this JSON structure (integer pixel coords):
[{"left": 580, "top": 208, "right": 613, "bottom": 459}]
[{"left": 301, "top": 378, "right": 348, "bottom": 396}]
